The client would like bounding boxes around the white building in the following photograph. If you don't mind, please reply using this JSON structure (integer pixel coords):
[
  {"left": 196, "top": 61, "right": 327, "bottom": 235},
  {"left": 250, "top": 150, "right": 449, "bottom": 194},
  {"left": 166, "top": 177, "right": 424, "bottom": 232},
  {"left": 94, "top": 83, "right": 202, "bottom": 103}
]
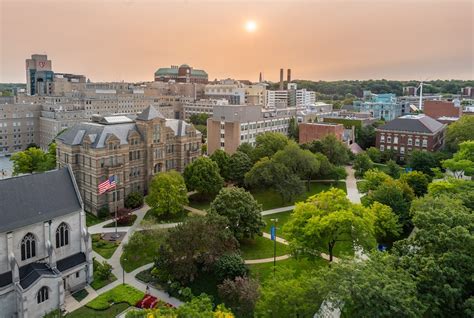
[{"left": 0, "top": 167, "right": 93, "bottom": 317}]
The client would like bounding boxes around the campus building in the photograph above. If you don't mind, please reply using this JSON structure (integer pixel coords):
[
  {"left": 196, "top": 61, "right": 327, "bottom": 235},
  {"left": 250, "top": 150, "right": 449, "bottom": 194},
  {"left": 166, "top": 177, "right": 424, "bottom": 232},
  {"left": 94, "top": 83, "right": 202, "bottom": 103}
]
[
  {"left": 55, "top": 106, "right": 201, "bottom": 215},
  {"left": 353, "top": 91, "right": 407, "bottom": 121},
  {"left": 0, "top": 168, "right": 93, "bottom": 318},
  {"left": 154, "top": 64, "right": 208, "bottom": 84}
]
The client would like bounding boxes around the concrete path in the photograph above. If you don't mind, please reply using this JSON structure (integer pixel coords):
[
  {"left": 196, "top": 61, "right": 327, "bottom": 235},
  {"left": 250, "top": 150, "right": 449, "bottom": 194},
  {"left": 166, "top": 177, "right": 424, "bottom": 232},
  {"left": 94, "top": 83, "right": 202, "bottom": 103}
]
[
  {"left": 183, "top": 205, "right": 207, "bottom": 216},
  {"left": 261, "top": 206, "right": 295, "bottom": 216},
  {"left": 245, "top": 255, "right": 291, "bottom": 264},
  {"left": 345, "top": 166, "right": 361, "bottom": 204}
]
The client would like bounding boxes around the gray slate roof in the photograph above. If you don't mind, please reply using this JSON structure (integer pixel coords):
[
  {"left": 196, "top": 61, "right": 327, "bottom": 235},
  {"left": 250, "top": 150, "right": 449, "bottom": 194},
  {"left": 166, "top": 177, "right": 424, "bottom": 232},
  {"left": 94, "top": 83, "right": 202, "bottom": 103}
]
[
  {"left": 165, "top": 119, "right": 201, "bottom": 137},
  {"left": 57, "top": 122, "right": 139, "bottom": 148},
  {"left": 0, "top": 168, "right": 82, "bottom": 233},
  {"left": 136, "top": 105, "right": 165, "bottom": 121},
  {"left": 378, "top": 115, "right": 445, "bottom": 133}
]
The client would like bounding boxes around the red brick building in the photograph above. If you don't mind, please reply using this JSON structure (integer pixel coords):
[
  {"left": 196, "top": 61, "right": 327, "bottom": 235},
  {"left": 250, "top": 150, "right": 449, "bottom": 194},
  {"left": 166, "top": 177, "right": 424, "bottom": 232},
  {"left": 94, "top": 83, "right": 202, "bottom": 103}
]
[
  {"left": 299, "top": 122, "right": 344, "bottom": 144},
  {"left": 424, "top": 100, "right": 462, "bottom": 120},
  {"left": 375, "top": 114, "right": 446, "bottom": 161}
]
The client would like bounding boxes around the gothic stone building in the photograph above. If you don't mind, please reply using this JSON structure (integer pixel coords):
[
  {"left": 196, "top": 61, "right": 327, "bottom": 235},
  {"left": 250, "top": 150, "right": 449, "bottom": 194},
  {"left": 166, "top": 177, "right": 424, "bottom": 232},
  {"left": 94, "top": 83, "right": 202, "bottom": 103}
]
[
  {"left": 55, "top": 106, "right": 202, "bottom": 215},
  {"left": 0, "top": 168, "right": 93, "bottom": 318}
]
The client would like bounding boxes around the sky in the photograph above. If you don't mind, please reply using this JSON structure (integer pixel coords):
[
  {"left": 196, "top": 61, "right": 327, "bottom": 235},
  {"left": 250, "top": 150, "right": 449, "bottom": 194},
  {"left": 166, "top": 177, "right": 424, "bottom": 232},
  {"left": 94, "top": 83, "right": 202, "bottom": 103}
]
[{"left": 0, "top": 0, "right": 473, "bottom": 83}]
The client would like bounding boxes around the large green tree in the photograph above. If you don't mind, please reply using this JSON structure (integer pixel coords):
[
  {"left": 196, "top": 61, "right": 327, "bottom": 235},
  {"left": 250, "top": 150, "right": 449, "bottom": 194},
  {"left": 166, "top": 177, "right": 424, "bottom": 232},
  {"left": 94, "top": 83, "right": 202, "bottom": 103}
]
[
  {"left": 445, "top": 115, "right": 474, "bottom": 152},
  {"left": 228, "top": 151, "right": 253, "bottom": 186},
  {"left": 359, "top": 169, "right": 392, "bottom": 194},
  {"left": 305, "top": 134, "right": 350, "bottom": 165},
  {"left": 183, "top": 157, "right": 224, "bottom": 198},
  {"left": 11, "top": 144, "right": 56, "bottom": 175},
  {"left": 251, "top": 132, "right": 290, "bottom": 162},
  {"left": 408, "top": 150, "right": 437, "bottom": 176},
  {"left": 210, "top": 149, "right": 231, "bottom": 180},
  {"left": 145, "top": 171, "right": 188, "bottom": 216},
  {"left": 442, "top": 140, "right": 474, "bottom": 178},
  {"left": 428, "top": 178, "right": 474, "bottom": 210},
  {"left": 371, "top": 202, "right": 402, "bottom": 243},
  {"left": 218, "top": 276, "right": 260, "bottom": 318},
  {"left": 285, "top": 188, "right": 375, "bottom": 261},
  {"left": 394, "top": 195, "right": 474, "bottom": 317},
  {"left": 353, "top": 152, "right": 373, "bottom": 178},
  {"left": 209, "top": 187, "right": 264, "bottom": 240},
  {"left": 400, "top": 171, "right": 430, "bottom": 197}
]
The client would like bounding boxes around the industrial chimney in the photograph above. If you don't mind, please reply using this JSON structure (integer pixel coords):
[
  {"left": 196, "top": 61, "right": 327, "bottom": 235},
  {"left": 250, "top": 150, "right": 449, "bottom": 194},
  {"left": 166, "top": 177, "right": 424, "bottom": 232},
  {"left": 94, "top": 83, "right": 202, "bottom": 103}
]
[
  {"left": 287, "top": 69, "right": 291, "bottom": 83},
  {"left": 259, "top": 72, "right": 263, "bottom": 83},
  {"left": 279, "top": 68, "right": 284, "bottom": 90}
]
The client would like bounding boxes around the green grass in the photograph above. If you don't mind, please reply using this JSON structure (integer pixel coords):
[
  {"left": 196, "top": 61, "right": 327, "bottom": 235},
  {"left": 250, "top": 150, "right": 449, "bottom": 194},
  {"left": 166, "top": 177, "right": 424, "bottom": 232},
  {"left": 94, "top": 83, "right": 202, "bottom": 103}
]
[
  {"left": 121, "top": 229, "right": 168, "bottom": 273},
  {"left": 262, "top": 210, "right": 293, "bottom": 240},
  {"left": 66, "top": 303, "right": 129, "bottom": 318},
  {"left": 186, "top": 271, "right": 221, "bottom": 303},
  {"left": 187, "top": 193, "right": 213, "bottom": 211},
  {"left": 87, "top": 284, "right": 144, "bottom": 310},
  {"left": 91, "top": 234, "right": 120, "bottom": 259},
  {"left": 86, "top": 213, "right": 108, "bottom": 227},
  {"left": 240, "top": 236, "right": 290, "bottom": 260},
  {"left": 71, "top": 289, "right": 89, "bottom": 302},
  {"left": 103, "top": 215, "right": 137, "bottom": 228},
  {"left": 249, "top": 257, "right": 328, "bottom": 285},
  {"left": 251, "top": 181, "right": 347, "bottom": 210},
  {"left": 142, "top": 208, "right": 190, "bottom": 225},
  {"left": 91, "top": 259, "right": 117, "bottom": 290}
]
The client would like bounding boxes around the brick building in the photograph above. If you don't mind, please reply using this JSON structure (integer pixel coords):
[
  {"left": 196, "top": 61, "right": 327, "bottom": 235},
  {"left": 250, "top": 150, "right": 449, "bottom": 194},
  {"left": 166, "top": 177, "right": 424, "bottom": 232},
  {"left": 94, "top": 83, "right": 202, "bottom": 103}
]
[
  {"left": 376, "top": 114, "right": 446, "bottom": 161},
  {"left": 298, "top": 122, "right": 344, "bottom": 144},
  {"left": 154, "top": 64, "right": 208, "bottom": 84},
  {"left": 56, "top": 106, "right": 201, "bottom": 214},
  {"left": 423, "top": 100, "right": 462, "bottom": 123}
]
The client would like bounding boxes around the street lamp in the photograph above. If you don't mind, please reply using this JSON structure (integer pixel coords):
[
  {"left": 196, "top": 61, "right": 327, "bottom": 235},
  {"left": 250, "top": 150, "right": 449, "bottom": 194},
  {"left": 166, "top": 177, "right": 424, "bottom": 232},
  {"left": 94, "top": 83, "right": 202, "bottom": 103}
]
[
  {"left": 270, "top": 218, "right": 278, "bottom": 276},
  {"left": 122, "top": 258, "right": 127, "bottom": 285}
]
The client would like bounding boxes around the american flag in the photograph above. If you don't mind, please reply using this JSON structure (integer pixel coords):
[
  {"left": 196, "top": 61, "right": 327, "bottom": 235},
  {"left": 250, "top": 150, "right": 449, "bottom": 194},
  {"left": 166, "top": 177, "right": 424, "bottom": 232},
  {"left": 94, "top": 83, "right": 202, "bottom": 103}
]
[{"left": 98, "top": 175, "right": 116, "bottom": 194}]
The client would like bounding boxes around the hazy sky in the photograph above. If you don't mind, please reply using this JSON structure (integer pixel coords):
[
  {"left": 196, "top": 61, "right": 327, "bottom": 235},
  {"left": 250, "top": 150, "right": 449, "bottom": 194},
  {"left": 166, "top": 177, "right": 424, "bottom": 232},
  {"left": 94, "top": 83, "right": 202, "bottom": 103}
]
[{"left": 1, "top": 0, "right": 473, "bottom": 83}]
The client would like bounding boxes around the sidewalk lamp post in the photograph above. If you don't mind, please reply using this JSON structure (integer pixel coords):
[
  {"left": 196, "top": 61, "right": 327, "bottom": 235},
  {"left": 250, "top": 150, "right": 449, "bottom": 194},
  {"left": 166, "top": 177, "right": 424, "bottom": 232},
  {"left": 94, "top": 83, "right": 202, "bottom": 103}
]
[
  {"left": 270, "top": 218, "right": 278, "bottom": 276},
  {"left": 122, "top": 258, "right": 127, "bottom": 285}
]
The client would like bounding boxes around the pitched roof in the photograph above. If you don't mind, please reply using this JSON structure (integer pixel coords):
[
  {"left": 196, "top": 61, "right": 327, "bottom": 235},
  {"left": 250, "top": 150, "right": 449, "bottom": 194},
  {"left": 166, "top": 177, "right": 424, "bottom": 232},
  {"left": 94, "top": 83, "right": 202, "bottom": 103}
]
[
  {"left": 136, "top": 105, "right": 166, "bottom": 121},
  {"left": 19, "top": 263, "right": 55, "bottom": 289},
  {"left": 377, "top": 114, "right": 445, "bottom": 134},
  {"left": 165, "top": 119, "right": 201, "bottom": 137},
  {"left": 0, "top": 168, "right": 82, "bottom": 233},
  {"left": 57, "top": 252, "right": 86, "bottom": 272}
]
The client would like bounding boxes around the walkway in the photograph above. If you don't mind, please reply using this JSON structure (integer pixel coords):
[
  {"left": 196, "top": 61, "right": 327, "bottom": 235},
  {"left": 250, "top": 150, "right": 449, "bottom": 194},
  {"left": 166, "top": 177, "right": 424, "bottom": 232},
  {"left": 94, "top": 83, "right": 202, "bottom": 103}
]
[{"left": 345, "top": 166, "right": 361, "bottom": 204}]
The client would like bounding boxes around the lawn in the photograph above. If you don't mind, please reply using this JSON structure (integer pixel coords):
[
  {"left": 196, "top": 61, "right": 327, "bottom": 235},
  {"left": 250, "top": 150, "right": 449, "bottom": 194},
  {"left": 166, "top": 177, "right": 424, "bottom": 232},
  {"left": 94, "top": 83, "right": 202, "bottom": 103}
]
[
  {"left": 240, "top": 236, "right": 290, "bottom": 260},
  {"left": 71, "top": 289, "right": 89, "bottom": 302},
  {"left": 249, "top": 256, "right": 328, "bottom": 285},
  {"left": 91, "top": 234, "right": 120, "bottom": 259},
  {"left": 103, "top": 215, "right": 137, "bottom": 228},
  {"left": 121, "top": 229, "right": 168, "bottom": 273},
  {"left": 262, "top": 210, "right": 293, "bottom": 240},
  {"left": 141, "top": 208, "right": 190, "bottom": 225},
  {"left": 86, "top": 213, "right": 108, "bottom": 227},
  {"left": 66, "top": 303, "right": 129, "bottom": 318},
  {"left": 91, "top": 259, "right": 117, "bottom": 290},
  {"left": 187, "top": 193, "right": 213, "bottom": 211}
]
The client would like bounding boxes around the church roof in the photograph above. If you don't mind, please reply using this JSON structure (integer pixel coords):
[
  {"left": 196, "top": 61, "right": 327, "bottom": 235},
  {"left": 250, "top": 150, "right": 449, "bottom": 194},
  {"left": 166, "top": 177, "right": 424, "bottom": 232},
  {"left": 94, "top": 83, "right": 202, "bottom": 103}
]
[
  {"left": 136, "top": 105, "right": 166, "bottom": 121},
  {"left": 0, "top": 168, "right": 82, "bottom": 233}
]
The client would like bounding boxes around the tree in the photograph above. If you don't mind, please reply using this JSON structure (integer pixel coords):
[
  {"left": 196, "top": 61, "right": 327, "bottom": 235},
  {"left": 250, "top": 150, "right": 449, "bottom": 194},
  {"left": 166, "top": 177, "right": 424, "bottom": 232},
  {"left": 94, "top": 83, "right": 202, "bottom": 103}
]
[
  {"left": 252, "top": 132, "right": 289, "bottom": 162},
  {"left": 356, "top": 125, "right": 377, "bottom": 149},
  {"left": 176, "top": 294, "right": 234, "bottom": 318},
  {"left": 236, "top": 142, "right": 254, "bottom": 159},
  {"left": 183, "top": 157, "right": 224, "bottom": 198},
  {"left": 408, "top": 150, "right": 437, "bottom": 176},
  {"left": 393, "top": 195, "right": 474, "bottom": 317},
  {"left": 288, "top": 117, "right": 299, "bottom": 141},
  {"left": 272, "top": 143, "right": 320, "bottom": 189},
  {"left": 359, "top": 169, "right": 392, "bottom": 194},
  {"left": 124, "top": 192, "right": 144, "bottom": 209},
  {"left": 365, "top": 179, "right": 414, "bottom": 228},
  {"left": 10, "top": 145, "right": 56, "bottom": 175},
  {"left": 445, "top": 115, "right": 474, "bottom": 152},
  {"left": 146, "top": 171, "right": 188, "bottom": 216},
  {"left": 318, "top": 134, "right": 350, "bottom": 165},
  {"left": 189, "top": 113, "right": 210, "bottom": 126},
  {"left": 353, "top": 152, "right": 373, "bottom": 178},
  {"left": 228, "top": 151, "right": 252, "bottom": 186},
  {"left": 218, "top": 277, "right": 260, "bottom": 318},
  {"left": 214, "top": 254, "right": 248, "bottom": 282},
  {"left": 442, "top": 140, "right": 474, "bottom": 178},
  {"left": 209, "top": 187, "right": 264, "bottom": 240},
  {"left": 210, "top": 149, "right": 231, "bottom": 180},
  {"left": 366, "top": 147, "right": 382, "bottom": 163},
  {"left": 155, "top": 215, "right": 239, "bottom": 283},
  {"left": 400, "top": 171, "right": 430, "bottom": 197},
  {"left": 428, "top": 178, "right": 474, "bottom": 210},
  {"left": 95, "top": 260, "right": 113, "bottom": 280},
  {"left": 370, "top": 202, "right": 401, "bottom": 243},
  {"left": 317, "top": 253, "right": 425, "bottom": 318},
  {"left": 386, "top": 159, "right": 401, "bottom": 178},
  {"left": 285, "top": 188, "right": 375, "bottom": 261}
]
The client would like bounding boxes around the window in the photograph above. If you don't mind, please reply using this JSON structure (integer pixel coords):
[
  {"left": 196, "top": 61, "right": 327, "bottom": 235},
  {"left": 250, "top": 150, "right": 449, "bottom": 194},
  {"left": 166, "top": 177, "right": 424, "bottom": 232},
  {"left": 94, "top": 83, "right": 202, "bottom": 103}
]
[
  {"left": 380, "top": 145, "right": 385, "bottom": 151},
  {"left": 393, "top": 136, "right": 398, "bottom": 144},
  {"left": 407, "top": 138, "right": 413, "bottom": 146},
  {"left": 153, "top": 125, "right": 161, "bottom": 143},
  {"left": 400, "top": 147, "right": 405, "bottom": 154},
  {"left": 387, "top": 136, "right": 392, "bottom": 143},
  {"left": 55, "top": 223, "right": 69, "bottom": 248},
  {"left": 380, "top": 135, "right": 385, "bottom": 142},
  {"left": 422, "top": 139, "right": 427, "bottom": 147},
  {"left": 415, "top": 139, "right": 420, "bottom": 147},
  {"left": 21, "top": 233, "right": 36, "bottom": 261},
  {"left": 76, "top": 272, "right": 80, "bottom": 278},
  {"left": 37, "top": 287, "right": 49, "bottom": 304}
]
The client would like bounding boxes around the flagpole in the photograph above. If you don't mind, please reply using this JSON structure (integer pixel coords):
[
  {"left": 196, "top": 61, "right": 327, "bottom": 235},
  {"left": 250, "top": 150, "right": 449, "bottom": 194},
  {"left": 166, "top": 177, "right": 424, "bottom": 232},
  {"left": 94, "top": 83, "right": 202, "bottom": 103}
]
[{"left": 114, "top": 175, "right": 119, "bottom": 238}]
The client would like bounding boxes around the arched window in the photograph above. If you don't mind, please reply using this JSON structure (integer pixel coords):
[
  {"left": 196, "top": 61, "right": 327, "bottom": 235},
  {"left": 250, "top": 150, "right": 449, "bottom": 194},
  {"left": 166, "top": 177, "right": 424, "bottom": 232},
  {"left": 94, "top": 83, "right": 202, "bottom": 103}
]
[
  {"left": 37, "top": 286, "right": 49, "bottom": 303},
  {"left": 56, "top": 223, "right": 69, "bottom": 248},
  {"left": 21, "top": 233, "right": 36, "bottom": 261}
]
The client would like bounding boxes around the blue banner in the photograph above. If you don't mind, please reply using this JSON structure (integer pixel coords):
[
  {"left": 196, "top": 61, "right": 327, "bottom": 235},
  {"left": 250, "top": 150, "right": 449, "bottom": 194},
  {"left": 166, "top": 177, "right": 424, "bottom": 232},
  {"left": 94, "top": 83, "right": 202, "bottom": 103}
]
[{"left": 270, "top": 225, "right": 276, "bottom": 241}]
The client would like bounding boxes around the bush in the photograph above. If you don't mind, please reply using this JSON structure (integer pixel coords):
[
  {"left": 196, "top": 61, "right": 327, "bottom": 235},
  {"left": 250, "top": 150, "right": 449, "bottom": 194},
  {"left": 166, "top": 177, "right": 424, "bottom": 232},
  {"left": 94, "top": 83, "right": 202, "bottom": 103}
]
[
  {"left": 98, "top": 205, "right": 110, "bottom": 219},
  {"left": 366, "top": 147, "right": 382, "bottom": 163},
  {"left": 87, "top": 284, "right": 144, "bottom": 310},
  {"left": 218, "top": 276, "right": 260, "bottom": 317},
  {"left": 116, "top": 208, "right": 133, "bottom": 225},
  {"left": 214, "top": 254, "right": 248, "bottom": 282},
  {"left": 125, "top": 192, "right": 144, "bottom": 209}
]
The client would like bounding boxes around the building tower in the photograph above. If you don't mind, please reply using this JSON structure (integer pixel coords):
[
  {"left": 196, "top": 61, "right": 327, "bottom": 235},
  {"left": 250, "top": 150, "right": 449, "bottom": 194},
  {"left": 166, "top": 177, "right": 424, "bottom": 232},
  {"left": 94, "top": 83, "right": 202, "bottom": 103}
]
[
  {"left": 26, "top": 54, "right": 53, "bottom": 96},
  {"left": 279, "top": 68, "right": 284, "bottom": 90},
  {"left": 287, "top": 69, "right": 292, "bottom": 83}
]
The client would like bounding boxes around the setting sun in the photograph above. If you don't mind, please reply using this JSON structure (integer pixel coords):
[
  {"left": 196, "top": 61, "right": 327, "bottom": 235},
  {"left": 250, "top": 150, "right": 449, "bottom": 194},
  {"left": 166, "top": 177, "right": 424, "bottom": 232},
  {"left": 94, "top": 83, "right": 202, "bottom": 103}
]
[{"left": 245, "top": 20, "right": 257, "bottom": 32}]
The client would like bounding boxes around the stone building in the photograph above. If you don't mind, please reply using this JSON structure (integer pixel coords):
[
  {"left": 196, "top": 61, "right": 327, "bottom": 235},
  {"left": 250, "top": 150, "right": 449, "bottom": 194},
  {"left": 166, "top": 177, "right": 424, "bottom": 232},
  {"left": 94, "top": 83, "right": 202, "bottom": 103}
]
[
  {"left": 154, "top": 64, "right": 208, "bottom": 84},
  {"left": 55, "top": 106, "right": 201, "bottom": 215},
  {"left": 0, "top": 167, "right": 93, "bottom": 318},
  {"left": 375, "top": 114, "right": 446, "bottom": 161}
]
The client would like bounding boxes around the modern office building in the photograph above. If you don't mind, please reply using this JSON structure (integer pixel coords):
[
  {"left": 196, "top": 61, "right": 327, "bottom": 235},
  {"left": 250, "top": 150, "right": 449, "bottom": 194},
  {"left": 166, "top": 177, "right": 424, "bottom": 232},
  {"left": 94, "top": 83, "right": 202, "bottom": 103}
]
[
  {"left": 353, "top": 91, "right": 407, "bottom": 121},
  {"left": 0, "top": 167, "right": 93, "bottom": 318},
  {"left": 56, "top": 106, "right": 201, "bottom": 214},
  {"left": 26, "top": 54, "right": 54, "bottom": 96},
  {"left": 183, "top": 99, "right": 229, "bottom": 120},
  {"left": 154, "top": 64, "right": 208, "bottom": 84},
  {"left": 375, "top": 114, "right": 446, "bottom": 161}
]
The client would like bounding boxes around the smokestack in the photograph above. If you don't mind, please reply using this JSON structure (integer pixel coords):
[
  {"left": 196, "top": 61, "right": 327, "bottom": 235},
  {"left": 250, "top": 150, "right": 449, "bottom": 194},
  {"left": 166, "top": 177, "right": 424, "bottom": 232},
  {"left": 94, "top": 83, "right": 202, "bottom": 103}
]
[
  {"left": 287, "top": 69, "right": 291, "bottom": 83},
  {"left": 279, "top": 68, "right": 284, "bottom": 90},
  {"left": 259, "top": 72, "right": 262, "bottom": 83}
]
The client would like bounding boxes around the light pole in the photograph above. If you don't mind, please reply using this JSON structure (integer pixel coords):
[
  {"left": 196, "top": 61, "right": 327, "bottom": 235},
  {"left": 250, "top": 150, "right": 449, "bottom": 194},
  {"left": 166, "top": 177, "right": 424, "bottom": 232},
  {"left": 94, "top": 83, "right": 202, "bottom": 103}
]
[
  {"left": 270, "top": 218, "right": 278, "bottom": 276},
  {"left": 122, "top": 258, "right": 127, "bottom": 285}
]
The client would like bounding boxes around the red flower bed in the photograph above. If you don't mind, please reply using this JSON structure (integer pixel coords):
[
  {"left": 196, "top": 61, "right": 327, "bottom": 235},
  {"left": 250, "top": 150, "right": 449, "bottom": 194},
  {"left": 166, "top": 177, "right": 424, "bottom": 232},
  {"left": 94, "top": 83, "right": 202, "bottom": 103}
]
[{"left": 136, "top": 295, "right": 158, "bottom": 309}]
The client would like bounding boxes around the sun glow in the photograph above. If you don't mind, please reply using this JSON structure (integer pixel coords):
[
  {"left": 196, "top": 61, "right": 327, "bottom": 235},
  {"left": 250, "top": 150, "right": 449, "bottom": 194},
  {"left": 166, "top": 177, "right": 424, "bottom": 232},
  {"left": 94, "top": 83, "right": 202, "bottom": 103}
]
[{"left": 245, "top": 20, "right": 257, "bottom": 32}]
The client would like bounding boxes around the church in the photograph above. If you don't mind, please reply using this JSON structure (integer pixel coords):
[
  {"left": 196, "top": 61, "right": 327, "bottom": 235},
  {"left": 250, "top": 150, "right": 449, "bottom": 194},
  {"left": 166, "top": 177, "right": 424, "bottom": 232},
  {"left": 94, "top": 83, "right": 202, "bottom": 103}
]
[{"left": 0, "top": 167, "right": 93, "bottom": 317}]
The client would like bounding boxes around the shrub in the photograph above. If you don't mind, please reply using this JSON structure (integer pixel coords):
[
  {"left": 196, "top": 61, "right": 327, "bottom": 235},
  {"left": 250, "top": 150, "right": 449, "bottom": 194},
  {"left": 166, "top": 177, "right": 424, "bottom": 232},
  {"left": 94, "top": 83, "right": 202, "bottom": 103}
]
[
  {"left": 125, "top": 192, "right": 144, "bottom": 209},
  {"left": 214, "top": 254, "right": 248, "bottom": 282},
  {"left": 218, "top": 276, "right": 260, "bottom": 318},
  {"left": 116, "top": 208, "right": 133, "bottom": 225},
  {"left": 98, "top": 205, "right": 110, "bottom": 219},
  {"left": 95, "top": 259, "right": 113, "bottom": 280}
]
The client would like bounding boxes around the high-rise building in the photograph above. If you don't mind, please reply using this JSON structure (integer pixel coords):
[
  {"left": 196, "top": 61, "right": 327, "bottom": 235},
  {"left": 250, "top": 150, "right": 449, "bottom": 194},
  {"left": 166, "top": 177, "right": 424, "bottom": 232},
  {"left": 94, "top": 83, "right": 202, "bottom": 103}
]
[{"left": 26, "top": 54, "right": 54, "bottom": 96}]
